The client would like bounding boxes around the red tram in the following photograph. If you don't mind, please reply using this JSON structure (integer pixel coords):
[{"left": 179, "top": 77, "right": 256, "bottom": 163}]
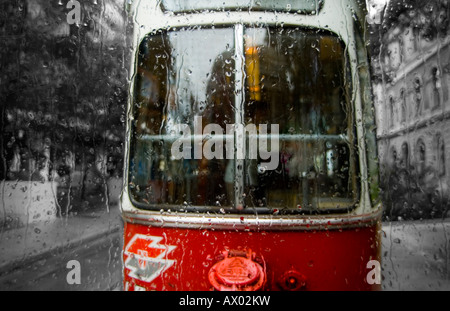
[{"left": 121, "top": 0, "right": 382, "bottom": 291}]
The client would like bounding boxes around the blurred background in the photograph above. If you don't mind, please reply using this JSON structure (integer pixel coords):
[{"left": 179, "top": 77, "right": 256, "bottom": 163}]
[{"left": 0, "top": 0, "right": 129, "bottom": 290}]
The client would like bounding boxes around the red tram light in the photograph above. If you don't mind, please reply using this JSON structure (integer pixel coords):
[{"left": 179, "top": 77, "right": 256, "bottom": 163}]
[
  {"left": 278, "top": 270, "right": 308, "bottom": 291},
  {"left": 208, "top": 250, "right": 266, "bottom": 291}
]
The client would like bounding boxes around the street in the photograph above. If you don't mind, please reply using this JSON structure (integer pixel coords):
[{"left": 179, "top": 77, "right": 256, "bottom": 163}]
[
  {"left": 0, "top": 228, "right": 123, "bottom": 291},
  {"left": 0, "top": 196, "right": 124, "bottom": 291}
]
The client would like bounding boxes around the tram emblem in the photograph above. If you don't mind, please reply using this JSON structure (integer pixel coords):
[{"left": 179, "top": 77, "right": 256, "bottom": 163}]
[{"left": 124, "top": 234, "right": 176, "bottom": 283}]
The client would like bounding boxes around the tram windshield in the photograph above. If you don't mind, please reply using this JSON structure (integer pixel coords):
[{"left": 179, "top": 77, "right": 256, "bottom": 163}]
[
  {"left": 160, "top": 0, "right": 323, "bottom": 14},
  {"left": 129, "top": 26, "right": 359, "bottom": 214}
]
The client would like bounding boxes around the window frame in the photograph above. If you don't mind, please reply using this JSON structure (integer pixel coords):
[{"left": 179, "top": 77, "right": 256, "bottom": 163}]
[{"left": 128, "top": 24, "right": 360, "bottom": 215}]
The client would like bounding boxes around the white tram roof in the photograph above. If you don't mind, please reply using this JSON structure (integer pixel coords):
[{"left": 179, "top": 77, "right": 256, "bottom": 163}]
[{"left": 126, "top": 0, "right": 369, "bottom": 45}]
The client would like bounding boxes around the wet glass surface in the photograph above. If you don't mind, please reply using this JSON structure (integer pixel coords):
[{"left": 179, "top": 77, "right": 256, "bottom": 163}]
[
  {"left": 129, "top": 26, "right": 358, "bottom": 213},
  {"left": 368, "top": 0, "right": 450, "bottom": 290},
  {"left": 0, "top": 0, "right": 128, "bottom": 290},
  {"left": 0, "top": 0, "right": 449, "bottom": 292},
  {"left": 129, "top": 28, "right": 236, "bottom": 208}
]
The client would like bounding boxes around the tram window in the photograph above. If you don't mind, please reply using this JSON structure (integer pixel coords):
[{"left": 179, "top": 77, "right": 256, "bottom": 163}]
[
  {"left": 242, "top": 27, "right": 358, "bottom": 211},
  {"left": 128, "top": 26, "right": 358, "bottom": 213},
  {"left": 129, "top": 28, "right": 236, "bottom": 208}
]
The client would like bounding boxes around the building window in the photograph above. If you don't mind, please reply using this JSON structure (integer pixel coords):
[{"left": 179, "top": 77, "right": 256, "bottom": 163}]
[
  {"left": 389, "top": 96, "right": 395, "bottom": 129},
  {"left": 416, "top": 139, "right": 426, "bottom": 175},
  {"left": 400, "top": 89, "right": 406, "bottom": 124},
  {"left": 390, "top": 146, "right": 397, "bottom": 167},
  {"left": 401, "top": 142, "right": 409, "bottom": 169},
  {"left": 413, "top": 78, "right": 422, "bottom": 116},
  {"left": 443, "top": 64, "right": 449, "bottom": 102},
  {"left": 437, "top": 135, "right": 445, "bottom": 176},
  {"left": 388, "top": 41, "right": 401, "bottom": 69},
  {"left": 431, "top": 67, "right": 441, "bottom": 109},
  {"left": 412, "top": 27, "right": 419, "bottom": 52}
]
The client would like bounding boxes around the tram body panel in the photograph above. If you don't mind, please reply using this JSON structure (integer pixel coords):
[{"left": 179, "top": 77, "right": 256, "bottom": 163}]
[{"left": 123, "top": 221, "right": 381, "bottom": 291}]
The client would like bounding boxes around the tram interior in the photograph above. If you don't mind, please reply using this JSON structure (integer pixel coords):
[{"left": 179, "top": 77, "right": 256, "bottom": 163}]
[{"left": 129, "top": 26, "right": 359, "bottom": 213}]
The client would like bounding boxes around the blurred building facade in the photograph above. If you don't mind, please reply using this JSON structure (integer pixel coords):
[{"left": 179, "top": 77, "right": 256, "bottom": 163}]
[{"left": 373, "top": 0, "right": 450, "bottom": 219}]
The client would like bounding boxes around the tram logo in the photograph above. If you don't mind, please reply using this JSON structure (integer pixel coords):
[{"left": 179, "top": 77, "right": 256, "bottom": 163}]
[
  {"left": 171, "top": 116, "right": 280, "bottom": 171},
  {"left": 124, "top": 234, "right": 177, "bottom": 283}
]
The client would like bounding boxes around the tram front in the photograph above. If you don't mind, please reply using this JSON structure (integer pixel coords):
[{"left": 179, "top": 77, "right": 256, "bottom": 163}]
[{"left": 122, "top": 0, "right": 382, "bottom": 291}]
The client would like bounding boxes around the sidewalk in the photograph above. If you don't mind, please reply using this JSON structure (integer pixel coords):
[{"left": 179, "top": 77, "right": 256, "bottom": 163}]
[
  {"left": 381, "top": 219, "right": 450, "bottom": 290},
  {"left": 0, "top": 204, "right": 123, "bottom": 274}
]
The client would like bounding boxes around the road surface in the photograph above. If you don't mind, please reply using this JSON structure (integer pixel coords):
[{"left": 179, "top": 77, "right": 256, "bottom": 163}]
[{"left": 0, "top": 229, "right": 123, "bottom": 291}]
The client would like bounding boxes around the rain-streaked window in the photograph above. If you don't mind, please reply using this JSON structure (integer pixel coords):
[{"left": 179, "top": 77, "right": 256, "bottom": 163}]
[
  {"left": 1, "top": 0, "right": 128, "bottom": 290},
  {"left": 128, "top": 26, "right": 358, "bottom": 213}
]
